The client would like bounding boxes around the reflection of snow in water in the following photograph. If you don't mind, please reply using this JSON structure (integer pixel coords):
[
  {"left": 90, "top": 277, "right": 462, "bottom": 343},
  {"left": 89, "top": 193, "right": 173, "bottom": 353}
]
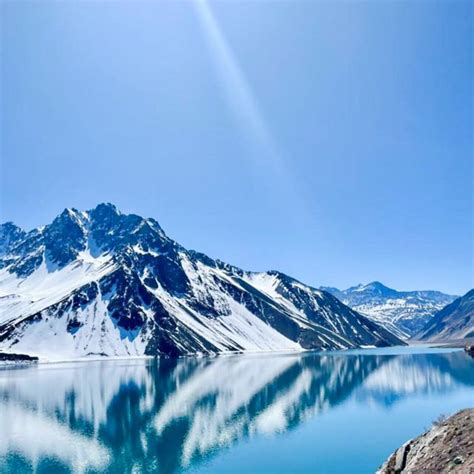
[
  {"left": 253, "top": 369, "right": 313, "bottom": 435},
  {"left": 363, "top": 358, "right": 454, "bottom": 395},
  {"left": 0, "top": 402, "right": 110, "bottom": 473},
  {"left": 0, "top": 350, "right": 471, "bottom": 473},
  {"left": 0, "top": 361, "right": 155, "bottom": 433},
  {"left": 154, "top": 355, "right": 302, "bottom": 465}
]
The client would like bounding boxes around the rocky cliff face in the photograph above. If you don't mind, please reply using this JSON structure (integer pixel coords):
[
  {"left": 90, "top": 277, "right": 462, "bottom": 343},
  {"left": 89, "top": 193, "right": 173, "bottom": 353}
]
[
  {"left": 0, "top": 204, "right": 404, "bottom": 360},
  {"left": 378, "top": 409, "right": 474, "bottom": 473}
]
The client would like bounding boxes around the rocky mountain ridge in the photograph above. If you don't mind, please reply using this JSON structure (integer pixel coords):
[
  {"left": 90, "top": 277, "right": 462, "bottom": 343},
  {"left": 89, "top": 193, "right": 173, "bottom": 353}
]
[
  {"left": 416, "top": 289, "right": 474, "bottom": 342},
  {"left": 321, "top": 282, "right": 458, "bottom": 338},
  {"left": 0, "top": 204, "right": 403, "bottom": 360}
]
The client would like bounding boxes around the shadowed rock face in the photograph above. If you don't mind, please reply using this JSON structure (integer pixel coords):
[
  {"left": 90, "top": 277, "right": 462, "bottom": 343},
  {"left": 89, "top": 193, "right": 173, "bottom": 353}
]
[
  {"left": 0, "top": 352, "right": 38, "bottom": 363},
  {"left": 0, "top": 204, "right": 404, "bottom": 359},
  {"left": 378, "top": 408, "right": 474, "bottom": 474},
  {"left": 416, "top": 289, "right": 474, "bottom": 342}
]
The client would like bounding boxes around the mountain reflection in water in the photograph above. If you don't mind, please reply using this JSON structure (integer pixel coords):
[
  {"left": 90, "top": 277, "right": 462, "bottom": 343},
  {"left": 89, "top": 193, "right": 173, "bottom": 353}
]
[{"left": 0, "top": 349, "right": 473, "bottom": 474}]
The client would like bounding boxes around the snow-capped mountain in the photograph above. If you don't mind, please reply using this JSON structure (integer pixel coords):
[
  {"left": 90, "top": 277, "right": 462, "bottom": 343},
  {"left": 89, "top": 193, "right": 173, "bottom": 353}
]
[
  {"left": 0, "top": 204, "right": 403, "bottom": 360},
  {"left": 320, "top": 282, "right": 457, "bottom": 339},
  {"left": 415, "top": 289, "right": 474, "bottom": 342}
]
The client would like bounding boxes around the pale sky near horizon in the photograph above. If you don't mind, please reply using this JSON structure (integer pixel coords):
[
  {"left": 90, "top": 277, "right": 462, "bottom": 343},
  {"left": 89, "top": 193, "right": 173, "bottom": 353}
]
[{"left": 1, "top": 1, "right": 472, "bottom": 295}]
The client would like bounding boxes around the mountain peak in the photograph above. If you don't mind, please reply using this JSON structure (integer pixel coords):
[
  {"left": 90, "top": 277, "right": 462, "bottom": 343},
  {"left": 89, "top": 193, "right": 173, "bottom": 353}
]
[
  {"left": 0, "top": 221, "right": 22, "bottom": 231},
  {"left": 322, "top": 281, "right": 459, "bottom": 337},
  {"left": 44, "top": 208, "right": 88, "bottom": 267},
  {"left": 62, "top": 207, "right": 80, "bottom": 215},
  {"left": 55, "top": 207, "right": 86, "bottom": 225},
  {"left": 49, "top": 207, "right": 87, "bottom": 231},
  {"left": 0, "top": 221, "right": 24, "bottom": 238},
  {"left": 89, "top": 202, "right": 120, "bottom": 218},
  {"left": 95, "top": 202, "right": 119, "bottom": 212},
  {"left": 0, "top": 202, "right": 405, "bottom": 359},
  {"left": 366, "top": 281, "right": 393, "bottom": 291},
  {"left": 0, "top": 222, "right": 26, "bottom": 256},
  {"left": 347, "top": 281, "right": 395, "bottom": 294}
]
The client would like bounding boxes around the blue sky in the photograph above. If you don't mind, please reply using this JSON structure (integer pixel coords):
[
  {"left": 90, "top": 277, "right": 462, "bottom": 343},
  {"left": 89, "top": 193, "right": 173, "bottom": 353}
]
[{"left": 1, "top": 1, "right": 472, "bottom": 294}]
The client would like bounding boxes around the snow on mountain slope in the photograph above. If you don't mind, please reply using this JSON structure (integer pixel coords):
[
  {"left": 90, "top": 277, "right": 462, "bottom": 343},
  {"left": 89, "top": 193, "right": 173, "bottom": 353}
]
[
  {"left": 0, "top": 204, "right": 404, "bottom": 360},
  {"left": 245, "top": 271, "right": 401, "bottom": 348},
  {"left": 321, "top": 282, "right": 457, "bottom": 338},
  {"left": 415, "top": 289, "right": 474, "bottom": 342},
  {"left": 0, "top": 251, "right": 115, "bottom": 324}
]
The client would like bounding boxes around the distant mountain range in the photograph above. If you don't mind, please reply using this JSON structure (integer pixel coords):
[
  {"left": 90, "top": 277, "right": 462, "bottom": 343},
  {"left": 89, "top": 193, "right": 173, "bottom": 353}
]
[
  {"left": 320, "top": 282, "right": 458, "bottom": 338},
  {"left": 0, "top": 204, "right": 403, "bottom": 360},
  {"left": 416, "top": 289, "right": 474, "bottom": 342}
]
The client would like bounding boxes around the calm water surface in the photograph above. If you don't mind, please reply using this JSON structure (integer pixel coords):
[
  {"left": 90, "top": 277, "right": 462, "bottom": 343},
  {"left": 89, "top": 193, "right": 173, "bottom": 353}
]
[{"left": 0, "top": 347, "right": 473, "bottom": 474}]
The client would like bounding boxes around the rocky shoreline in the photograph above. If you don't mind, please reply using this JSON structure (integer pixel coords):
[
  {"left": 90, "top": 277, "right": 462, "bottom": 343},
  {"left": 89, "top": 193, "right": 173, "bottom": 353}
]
[{"left": 378, "top": 409, "right": 474, "bottom": 473}]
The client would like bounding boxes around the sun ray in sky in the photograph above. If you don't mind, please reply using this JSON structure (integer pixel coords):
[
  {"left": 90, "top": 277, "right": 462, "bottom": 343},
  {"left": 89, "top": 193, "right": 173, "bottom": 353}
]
[
  {"left": 192, "top": 0, "right": 315, "bottom": 221},
  {"left": 192, "top": 0, "right": 281, "bottom": 163}
]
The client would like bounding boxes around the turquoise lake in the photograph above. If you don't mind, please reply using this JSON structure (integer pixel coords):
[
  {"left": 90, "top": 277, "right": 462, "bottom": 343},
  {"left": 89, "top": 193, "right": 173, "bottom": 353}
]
[{"left": 0, "top": 347, "right": 473, "bottom": 473}]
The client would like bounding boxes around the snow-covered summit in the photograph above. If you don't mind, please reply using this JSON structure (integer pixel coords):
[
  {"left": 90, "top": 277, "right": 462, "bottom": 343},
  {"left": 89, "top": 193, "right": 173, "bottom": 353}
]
[
  {"left": 321, "top": 282, "right": 458, "bottom": 338},
  {"left": 0, "top": 204, "right": 404, "bottom": 360}
]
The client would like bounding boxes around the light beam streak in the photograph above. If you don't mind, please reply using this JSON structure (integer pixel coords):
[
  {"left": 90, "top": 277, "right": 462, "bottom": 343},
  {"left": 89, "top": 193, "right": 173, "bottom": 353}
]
[{"left": 193, "top": 0, "right": 279, "bottom": 160}]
